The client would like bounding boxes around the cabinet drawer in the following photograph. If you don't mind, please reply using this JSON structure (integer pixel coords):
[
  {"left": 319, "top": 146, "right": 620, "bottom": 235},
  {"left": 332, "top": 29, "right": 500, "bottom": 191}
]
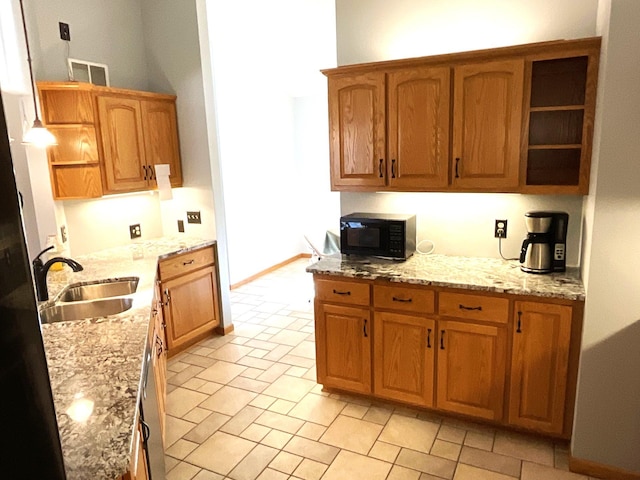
[
  {"left": 374, "top": 285, "right": 435, "bottom": 314},
  {"left": 438, "top": 292, "right": 509, "bottom": 324},
  {"left": 315, "top": 279, "right": 370, "bottom": 306},
  {"left": 159, "top": 247, "right": 214, "bottom": 280}
]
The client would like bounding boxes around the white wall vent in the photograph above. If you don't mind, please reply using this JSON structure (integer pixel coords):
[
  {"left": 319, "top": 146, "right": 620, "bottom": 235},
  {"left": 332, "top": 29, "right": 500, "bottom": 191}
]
[{"left": 67, "top": 58, "right": 109, "bottom": 86}]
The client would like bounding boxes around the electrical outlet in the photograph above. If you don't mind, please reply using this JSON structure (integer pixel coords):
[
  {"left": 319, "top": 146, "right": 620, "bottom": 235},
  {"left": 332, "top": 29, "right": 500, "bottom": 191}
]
[
  {"left": 59, "top": 22, "right": 71, "bottom": 41},
  {"left": 177, "top": 220, "right": 185, "bottom": 233},
  {"left": 129, "top": 224, "right": 141, "bottom": 239},
  {"left": 186, "top": 211, "right": 201, "bottom": 224},
  {"left": 60, "top": 225, "right": 67, "bottom": 243},
  {"left": 494, "top": 219, "right": 508, "bottom": 238}
]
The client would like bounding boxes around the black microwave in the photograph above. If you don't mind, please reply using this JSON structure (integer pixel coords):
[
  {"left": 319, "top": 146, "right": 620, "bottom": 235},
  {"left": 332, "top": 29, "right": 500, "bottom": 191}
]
[{"left": 340, "top": 213, "right": 416, "bottom": 260}]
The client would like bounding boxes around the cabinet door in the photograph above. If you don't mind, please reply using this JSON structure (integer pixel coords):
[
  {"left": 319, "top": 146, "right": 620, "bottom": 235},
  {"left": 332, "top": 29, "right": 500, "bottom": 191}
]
[
  {"left": 152, "top": 281, "right": 167, "bottom": 446},
  {"left": 97, "top": 95, "right": 149, "bottom": 192},
  {"left": 328, "top": 72, "right": 386, "bottom": 190},
  {"left": 162, "top": 265, "right": 220, "bottom": 353},
  {"left": 141, "top": 99, "right": 183, "bottom": 187},
  {"left": 509, "top": 302, "right": 572, "bottom": 434},
  {"left": 315, "top": 302, "right": 371, "bottom": 394},
  {"left": 387, "top": 66, "right": 450, "bottom": 190},
  {"left": 452, "top": 59, "right": 524, "bottom": 190},
  {"left": 373, "top": 311, "right": 435, "bottom": 406},
  {"left": 437, "top": 320, "right": 507, "bottom": 420}
]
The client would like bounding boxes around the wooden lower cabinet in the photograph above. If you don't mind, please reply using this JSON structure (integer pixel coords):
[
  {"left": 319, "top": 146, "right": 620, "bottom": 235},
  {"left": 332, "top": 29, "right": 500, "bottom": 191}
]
[
  {"left": 158, "top": 245, "right": 222, "bottom": 356},
  {"left": 152, "top": 281, "right": 167, "bottom": 445},
  {"left": 119, "top": 419, "right": 149, "bottom": 480},
  {"left": 509, "top": 301, "right": 572, "bottom": 434},
  {"left": 436, "top": 320, "right": 507, "bottom": 421},
  {"left": 373, "top": 311, "right": 435, "bottom": 406},
  {"left": 315, "top": 302, "right": 371, "bottom": 394}
]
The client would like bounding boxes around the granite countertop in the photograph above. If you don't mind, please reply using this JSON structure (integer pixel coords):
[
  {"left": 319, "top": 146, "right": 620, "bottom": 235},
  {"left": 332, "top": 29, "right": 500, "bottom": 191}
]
[
  {"left": 306, "top": 253, "right": 585, "bottom": 301},
  {"left": 40, "top": 237, "right": 215, "bottom": 480}
]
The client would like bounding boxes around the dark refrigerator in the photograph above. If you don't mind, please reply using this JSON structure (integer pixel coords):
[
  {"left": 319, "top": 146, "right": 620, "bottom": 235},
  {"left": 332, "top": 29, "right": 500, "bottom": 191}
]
[{"left": 0, "top": 96, "right": 67, "bottom": 478}]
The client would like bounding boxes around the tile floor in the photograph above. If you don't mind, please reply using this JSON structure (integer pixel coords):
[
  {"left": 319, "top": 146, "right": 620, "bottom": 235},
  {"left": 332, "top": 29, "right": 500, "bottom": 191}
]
[{"left": 164, "top": 259, "right": 598, "bottom": 480}]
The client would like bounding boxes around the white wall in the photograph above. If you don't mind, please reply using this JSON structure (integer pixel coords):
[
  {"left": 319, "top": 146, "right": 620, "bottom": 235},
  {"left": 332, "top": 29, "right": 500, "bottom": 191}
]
[
  {"left": 572, "top": 0, "right": 640, "bottom": 473},
  {"left": 342, "top": 193, "right": 583, "bottom": 264},
  {"left": 205, "top": 0, "right": 337, "bottom": 285},
  {"left": 27, "top": 0, "right": 149, "bottom": 90},
  {"left": 335, "top": 0, "right": 598, "bottom": 262}
]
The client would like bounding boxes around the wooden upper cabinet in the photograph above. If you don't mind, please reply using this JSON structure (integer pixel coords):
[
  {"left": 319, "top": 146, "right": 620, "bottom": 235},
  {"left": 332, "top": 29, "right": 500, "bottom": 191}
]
[
  {"left": 328, "top": 72, "right": 386, "bottom": 190},
  {"left": 141, "top": 99, "right": 183, "bottom": 187},
  {"left": 387, "top": 66, "right": 450, "bottom": 190},
  {"left": 98, "top": 95, "right": 148, "bottom": 193},
  {"left": 452, "top": 59, "right": 524, "bottom": 190},
  {"left": 509, "top": 302, "right": 572, "bottom": 434}
]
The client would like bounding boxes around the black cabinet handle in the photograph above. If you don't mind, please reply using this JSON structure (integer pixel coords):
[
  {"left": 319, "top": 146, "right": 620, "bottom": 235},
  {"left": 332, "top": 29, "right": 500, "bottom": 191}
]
[
  {"left": 150, "top": 166, "right": 155, "bottom": 180},
  {"left": 363, "top": 319, "right": 368, "bottom": 338},
  {"left": 143, "top": 165, "right": 148, "bottom": 180},
  {"left": 379, "top": 158, "right": 384, "bottom": 178},
  {"left": 391, "top": 159, "right": 396, "bottom": 178},
  {"left": 459, "top": 304, "right": 482, "bottom": 311},
  {"left": 183, "top": 259, "right": 195, "bottom": 266},
  {"left": 427, "top": 328, "right": 432, "bottom": 348},
  {"left": 392, "top": 296, "right": 412, "bottom": 303},
  {"left": 455, "top": 158, "right": 460, "bottom": 178},
  {"left": 517, "top": 311, "right": 522, "bottom": 333},
  {"left": 141, "top": 419, "right": 151, "bottom": 444},
  {"left": 333, "top": 289, "right": 351, "bottom": 296},
  {"left": 440, "top": 330, "right": 445, "bottom": 349}
]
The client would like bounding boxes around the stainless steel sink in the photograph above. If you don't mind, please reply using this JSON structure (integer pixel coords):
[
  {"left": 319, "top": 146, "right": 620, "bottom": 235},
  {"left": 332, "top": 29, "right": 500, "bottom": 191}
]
[
  {"left": 58, "top": 277, "right": 139, "bottom": 302},
  {"left": 39, "top": 297, "right": 134, "bottom": 323}
]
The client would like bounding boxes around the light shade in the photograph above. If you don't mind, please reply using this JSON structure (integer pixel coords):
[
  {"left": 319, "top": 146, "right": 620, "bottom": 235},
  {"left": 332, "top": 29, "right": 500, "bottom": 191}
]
[{"left": 22, "top": 118, "right": 57, "bottom": 147}]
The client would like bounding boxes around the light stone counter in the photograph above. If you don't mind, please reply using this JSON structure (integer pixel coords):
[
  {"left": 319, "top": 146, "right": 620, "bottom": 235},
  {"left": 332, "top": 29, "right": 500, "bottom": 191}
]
[
  {"left": 40, "top": 237, "right": 215, "bottom": 480},
  {"left": 306, "top": 253, "right": 585, "bottom": 301}
]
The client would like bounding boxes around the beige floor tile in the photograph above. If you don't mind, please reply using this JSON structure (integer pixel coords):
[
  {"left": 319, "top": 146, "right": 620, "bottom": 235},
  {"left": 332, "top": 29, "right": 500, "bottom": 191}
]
[
  {"left": 240, "top": 367, "right": 264, "bottom": 379},
  {"left": 240, "top": 423, "right": 271, "bottom": 442},
  {"left": 292, "top": 458, "right": 328, "bottom": 480},
  {"left": 268, "top": 398, "right": 297, "bottom": 414},
  {"left": 437, "top": 425, "right": 466, "bottom": 444},
  {"left": 378, "top": 414, "right": 440, "bottom": 454},
  {"left": 363, "top": 406, "right": 393, "bottom": 425},
  {"left": 199, "top": 385, "right": 257, "bottom": 416},
  {"left": 192, "top": 469, "right": 225, "bottom": 480},
  {"left": 285, "top": 365, "right": 308, "bottom": 377},
  {"left": 168, "top": 364, "right": 206, "bottom": 386},
  {"left": 369, "top": 441, "right": 401, "bottom": 463},
  {"left": 341, "top": 403, "right": 369, "bottom": 419},
  {"left": 165, "top": 456, "right": 180, "bottom": 472},
  {"left": 453, "top": 463, "right": 517, "bottom": 479},
  {"left": 464, "top": 430, "right": 495, "bottom": 451},
  {"left": 197, "top": 381, "right": 224, "bottom": 395},
  {"left": 186, "top": 431, "right": 256, "bottom": 475},
  {"left": 228, "top": 444, "right": 279, "bottom": 480},
  {"left": 255, "top": 410, "right": 305, "bottom": 434},
  {"left": 168, "top": 360, "right": 190, "bottom": 373},
  {"left": 245, "top": 339, "right": 279, "bottom": 351},
  {"left": 263, "top": 344, "right": 295, "bottom": 362},
  {"left": 322, "top": 450, "right": 392, "bottom": 480},
  {"left": 183, "top": 411, "right": 231, "bottom": 444},
  {"left": 269, "top": 329, "right": 309, "bottom": 346},
  {"left": 182, "top": 377, "right": 207, "bottom": 391},
  {"left": 256, "top": 363, "right": 291, "bottom": 383},
  {"left": 219, "top": 406, "right": 264, "bottom": 435},
  {"left": 166, "top": 461, "right": 201, "bottom": 480},
  {"left": 283, "top": 435, "right": 340, "bottom": 464},
  {"left": 396, "top": 448, "right": 457, "bottom": 479},
  {"left": 234, "top": 324, "right": 268, "bottom": 338},
  {"left": 459, "top": 446, "right": 521, "bottom": 477},
  {"left": 493, "top": 430, "right": 554, "bottom": 466},
  {"left": 261, "top": 374, "right": 316, "bottom": 402},
  {"left": 320, "top": 415, "right": 383, "bottom": 454},
  {"left": 182, "top": 352, "right": 217, "bottom": 368},
  {"left": 288, "top": 393, "right": 346, "bottom": 426},
  {"left": 269, "top": 451, "right": 303, "bottom": 474},
  {"left": 288, "top": 340, "right": 316, "bottom": 359},
  {"left": 237, "top": 356, "right": 275, "bottom": 370},
  {"left": 165, "top": 415, "right": 196, "bottom": 447},
  {"left": 261, "top": 429, "right": 293, "bottom": 449},
  {"left": 554, "top": 443, "right": 570, "bottom": 470},
  {"left": 388, "top": 465, "right": 422, "bottom": 480},
  {"left": 197, "top": 360, "right": 247, "bottom": 384},
  {"left": 247, "top": 348, "right": 270, "bottom": 359},
  {"left": 228, "top": 375, "right": 270, "bottom": 393},
  {"left": 521, "top": 461, "right": 592, "bottom": 480},
  {"left": 249, "top": 394, "right": 278, "bottom": 409},
  {"left": 278, "top": 354, "right": 315, "bottom": 368},
  {"left": 297, "top": 422, "right": 326, "bottom": 441},
  {"left": 183, "top": 407, "right": 214, "bottom": 424},
  {"left": 256, "top": 468, "right": 289, "bottom": 480},
  {"left": 431, "top": 439, "right": 462, "bottom": 461},
  {"left": 166, "top": 387, "right": 209, "bottom": 418},
  {"left": 166, "top": 438, "right": 199, "bottom": 460}
]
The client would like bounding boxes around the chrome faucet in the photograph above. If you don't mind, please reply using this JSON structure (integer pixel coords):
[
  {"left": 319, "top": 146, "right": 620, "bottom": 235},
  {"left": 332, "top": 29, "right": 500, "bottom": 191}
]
[{"left": 32, "top": 245, "right": 84, "bottom": 302}]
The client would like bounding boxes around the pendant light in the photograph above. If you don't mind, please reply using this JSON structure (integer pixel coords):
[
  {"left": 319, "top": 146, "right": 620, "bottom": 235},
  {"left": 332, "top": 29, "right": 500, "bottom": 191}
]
[{"left": 18, "top": 0, "right": 56, "bottom": 147}]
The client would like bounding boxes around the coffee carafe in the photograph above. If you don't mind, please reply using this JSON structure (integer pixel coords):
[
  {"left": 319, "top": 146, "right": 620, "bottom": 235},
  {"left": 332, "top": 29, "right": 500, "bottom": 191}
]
[{"left": 520, "top": 211, "right": 569, "bottom": 274}]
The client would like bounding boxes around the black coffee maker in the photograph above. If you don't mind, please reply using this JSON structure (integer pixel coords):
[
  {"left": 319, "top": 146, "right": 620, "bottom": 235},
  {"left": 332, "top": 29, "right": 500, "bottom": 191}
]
[{"left": 520, "top": 211, "right": 569, "bottom": 274}]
